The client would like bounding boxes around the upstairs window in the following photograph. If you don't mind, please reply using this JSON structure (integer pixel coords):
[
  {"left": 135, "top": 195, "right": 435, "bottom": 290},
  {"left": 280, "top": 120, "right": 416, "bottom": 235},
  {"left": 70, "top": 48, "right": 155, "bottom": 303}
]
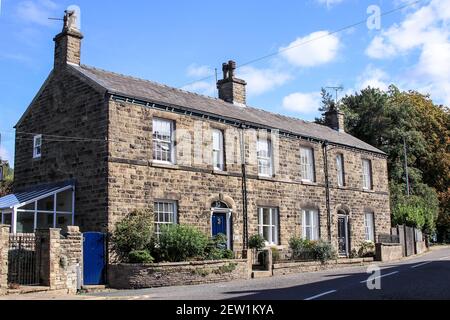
[
  {"left": 212, "top": 129, "right": 225, "bottom": 171},
  {"left": 257, "top": 138, "right": 273, "bottom": 177},
  {"left": 336, "top": 154, "right": 345, "bottom": 187},
  {"left": 300, "top": 147, "right": 315, "bottom": 182},
  {"left": 153, "top": 118, "right": 174, "bottom": 163},
  {"left": 33, "top": 135, "right": 42, "bottom": 159},
  {"left": 362, "top": 159, "right": 373, "bottom": 190},
  {"left": 302, "top": 209, "right": 319, "bottom": 241}
]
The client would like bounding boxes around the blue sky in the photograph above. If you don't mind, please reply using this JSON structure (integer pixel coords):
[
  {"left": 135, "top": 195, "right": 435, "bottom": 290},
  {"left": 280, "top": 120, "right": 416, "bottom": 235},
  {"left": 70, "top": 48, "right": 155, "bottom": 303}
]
[{"left": 0, "top": 0, "right": 449, "bottom": 166}]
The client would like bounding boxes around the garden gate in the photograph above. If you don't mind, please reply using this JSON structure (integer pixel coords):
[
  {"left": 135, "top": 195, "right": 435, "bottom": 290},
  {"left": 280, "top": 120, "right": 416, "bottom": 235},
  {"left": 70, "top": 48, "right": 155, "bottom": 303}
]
[{"left": 8, "top": 234, "right": 40, "bottom": 286}]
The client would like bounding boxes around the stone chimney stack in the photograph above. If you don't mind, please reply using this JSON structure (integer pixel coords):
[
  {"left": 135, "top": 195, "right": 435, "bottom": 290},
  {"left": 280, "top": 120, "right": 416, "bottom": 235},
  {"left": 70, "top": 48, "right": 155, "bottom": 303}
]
[
  {"left": 54, "top": 10, "right": 83, "bottom": 69},
  {"left": 217, "top": 60, "right": 247, "bottom": 107},
  {"left": 325, "top": 103, "right": 345, "bottom": 133}
]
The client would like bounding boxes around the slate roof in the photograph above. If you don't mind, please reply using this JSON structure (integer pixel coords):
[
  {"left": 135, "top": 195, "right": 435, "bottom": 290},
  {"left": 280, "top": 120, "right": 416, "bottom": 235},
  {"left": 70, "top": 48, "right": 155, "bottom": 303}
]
[{"left": 70, "top": 64, "right": 384, "bottom": 155}]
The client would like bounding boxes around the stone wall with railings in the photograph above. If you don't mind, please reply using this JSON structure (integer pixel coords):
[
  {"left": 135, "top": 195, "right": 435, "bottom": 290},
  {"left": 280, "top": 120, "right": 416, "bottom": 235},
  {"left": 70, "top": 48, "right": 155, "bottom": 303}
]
[{"left": 0, "top": 226, "right": 9, "bottom": 294}]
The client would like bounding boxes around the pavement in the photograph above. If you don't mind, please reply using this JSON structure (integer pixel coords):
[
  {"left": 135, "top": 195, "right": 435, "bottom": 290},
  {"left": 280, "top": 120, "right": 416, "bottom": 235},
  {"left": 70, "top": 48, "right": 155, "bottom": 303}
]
[{"left": 2, "top": 245, "right": 450, "bottom": 300}]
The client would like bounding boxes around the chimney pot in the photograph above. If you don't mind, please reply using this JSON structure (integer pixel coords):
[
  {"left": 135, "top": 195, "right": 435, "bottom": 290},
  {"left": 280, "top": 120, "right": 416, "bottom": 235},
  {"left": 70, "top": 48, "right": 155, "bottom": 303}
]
[{"left": 217, "top": 60, "right": 247, "bottom": 107}]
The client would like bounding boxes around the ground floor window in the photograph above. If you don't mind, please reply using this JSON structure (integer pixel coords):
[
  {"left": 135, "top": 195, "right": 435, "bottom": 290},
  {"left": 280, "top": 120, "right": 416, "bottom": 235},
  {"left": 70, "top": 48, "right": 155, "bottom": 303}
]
[
  {"left": 154, "top": 201, "right": 177, "bottom": 237},
  {"left": 365, "top": 212, "right": 375, "bottom": 242},
  {"left": 258, "top": 207, "right": 279, "bottom": 245},
  {"left": 302, "top": 209, "right": 319, "bottom": 241}
]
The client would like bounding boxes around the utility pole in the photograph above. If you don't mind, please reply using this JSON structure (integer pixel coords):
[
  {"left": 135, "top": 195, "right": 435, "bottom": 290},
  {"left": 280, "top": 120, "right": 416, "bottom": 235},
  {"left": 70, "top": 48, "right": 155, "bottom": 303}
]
[{"left": 403, "top": 136, "right": 410, "bottom": 196}]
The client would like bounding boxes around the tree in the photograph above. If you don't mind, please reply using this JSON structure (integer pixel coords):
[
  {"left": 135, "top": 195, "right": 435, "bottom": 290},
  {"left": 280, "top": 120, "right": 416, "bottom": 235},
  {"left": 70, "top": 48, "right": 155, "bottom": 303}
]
[
  {"left": 334, "top": 85, "right": 448, "bottom": 236},
  {"left": 0, "top": 162, "right": 13, "bottom": 197}
]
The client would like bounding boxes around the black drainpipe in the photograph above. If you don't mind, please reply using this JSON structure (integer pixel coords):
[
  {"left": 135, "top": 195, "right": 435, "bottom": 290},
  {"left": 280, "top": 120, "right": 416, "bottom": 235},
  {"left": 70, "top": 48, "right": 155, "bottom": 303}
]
[
  {"left": 322, "top": 140, "right": 332, "bottom": 242},
  {"left": 239, "top": 124, "right": 249, "bottom": 250}
]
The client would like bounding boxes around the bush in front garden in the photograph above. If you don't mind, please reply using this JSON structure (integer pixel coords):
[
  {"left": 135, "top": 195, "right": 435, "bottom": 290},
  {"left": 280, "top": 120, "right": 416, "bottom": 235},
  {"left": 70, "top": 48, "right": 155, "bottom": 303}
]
[
  {"left": 128, "top": 250, "right": 154, "bottom": 264},
  {"left": 156, "top": 225, "right": 210, "bottom": 262},
  {"left": 313, "top": 240, "right": 337, "bottom": 263},
  {"left": 249, "top": 234, "right": 266, "bottom": 250},
  {"left": 289, "top": 238, "right": 337, "bottom": 263},
  {"left": 205, "top": 234, "right": 235, "bottom": 260},
  {"left": 358, "top": 241, "right": 375, "bottom": 258},
  {"left": 110, "top": 210, "right": 154, "bottom": 262}
]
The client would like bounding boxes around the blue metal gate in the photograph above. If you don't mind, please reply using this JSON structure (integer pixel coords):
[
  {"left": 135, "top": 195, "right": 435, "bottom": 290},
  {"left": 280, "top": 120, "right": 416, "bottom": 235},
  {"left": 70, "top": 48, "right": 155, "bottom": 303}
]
[{"left": 83, "top": 232, "right": 106, "bottom": 286}]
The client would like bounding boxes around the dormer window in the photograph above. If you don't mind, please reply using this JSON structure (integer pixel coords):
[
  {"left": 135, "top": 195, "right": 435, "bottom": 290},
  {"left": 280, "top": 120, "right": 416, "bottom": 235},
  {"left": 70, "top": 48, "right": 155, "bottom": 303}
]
[{"left": 33, "top": 135, "right": 42, "bottom": 159}]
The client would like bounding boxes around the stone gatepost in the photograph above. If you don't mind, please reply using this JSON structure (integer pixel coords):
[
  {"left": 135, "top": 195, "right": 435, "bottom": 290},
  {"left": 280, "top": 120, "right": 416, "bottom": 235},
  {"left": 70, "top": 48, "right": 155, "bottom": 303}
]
[
  {"left": 0, "top": 225, "right": 10, "bottom": 293},
  {"left": 36, "top": 227, "right": 83, "bottom": 293}
]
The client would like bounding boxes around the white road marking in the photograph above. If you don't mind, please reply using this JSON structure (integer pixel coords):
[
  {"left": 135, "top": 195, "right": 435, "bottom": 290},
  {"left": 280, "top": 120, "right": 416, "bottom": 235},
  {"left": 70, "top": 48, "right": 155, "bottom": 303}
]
[
  {"left": 439, "top": 256, "right": 450, "bottom": 261},
  {"left": 304, "top": 290, "right": 337, "bottom": 301},
  {"left": 360, "top": 271, "right": 399, "bottom": 283},
  {"left": 411, "top": 261, "right": 433, "bottom": 269}
]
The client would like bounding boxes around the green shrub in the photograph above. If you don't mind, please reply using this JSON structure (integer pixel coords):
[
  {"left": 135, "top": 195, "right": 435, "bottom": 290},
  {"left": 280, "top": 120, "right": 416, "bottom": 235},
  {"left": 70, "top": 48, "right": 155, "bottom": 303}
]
[
  {"left": 204, "top": 234, "right": 234, "bottom": 260},
  {"left": 110, "top": 210, "right": 154, "bottom": 261},
  {"left": 289, "top": 237, "right": 315, "bottom": 260},
  {"left": 128, "top": 250, "right": 154, "bottom": 264},
  {"left": 313, "top": 240, "right": 337, "bottom": 263},
  {"left": 249, "top": 234, "right": 265, "bottom": 250},
  {"left": 157, "top": 225, "right": 209, "bottom": 262},
  {"left": 358, "top": 242, "right": 375, "bottom": 258}
]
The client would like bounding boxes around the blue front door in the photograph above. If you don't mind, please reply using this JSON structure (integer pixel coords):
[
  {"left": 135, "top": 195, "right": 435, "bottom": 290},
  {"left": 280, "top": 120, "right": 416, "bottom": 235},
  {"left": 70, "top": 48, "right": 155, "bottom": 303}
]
[
  {"left": 212, "top": 213, "right": 227, "bottom": 237},
  {"left": 83, "top": 232, "right": 106, "bottom": 285}
]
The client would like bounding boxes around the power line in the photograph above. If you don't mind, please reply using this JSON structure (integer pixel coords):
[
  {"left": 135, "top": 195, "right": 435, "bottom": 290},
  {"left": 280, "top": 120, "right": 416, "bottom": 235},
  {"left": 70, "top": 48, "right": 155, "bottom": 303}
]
[{"left": 179, "top": 0, "right": 423, "bottom": 89}]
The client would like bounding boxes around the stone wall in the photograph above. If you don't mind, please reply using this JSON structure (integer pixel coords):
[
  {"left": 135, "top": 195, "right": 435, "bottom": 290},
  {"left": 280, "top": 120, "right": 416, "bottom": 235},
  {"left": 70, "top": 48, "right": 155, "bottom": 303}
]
[
  {"left": 13, "top": 66, "right": 109, "bottom": 233},
  {"left": 108, "top": 259, "right": 249, "bottom": 289},
  {"left": 37, "top": 227, "right": 82, "bottom": 294},
  {"left": 0, "top": 226, "right": 9, "bottom": 294},
  {"left": 272, "top": 258, "right": 374, "bottom": 276},
  {"left": 416, "top": 241, "right": 427, "bottom": 255},
  {"left": 375, "top": 243, "right": 403, "bottom": 262}
]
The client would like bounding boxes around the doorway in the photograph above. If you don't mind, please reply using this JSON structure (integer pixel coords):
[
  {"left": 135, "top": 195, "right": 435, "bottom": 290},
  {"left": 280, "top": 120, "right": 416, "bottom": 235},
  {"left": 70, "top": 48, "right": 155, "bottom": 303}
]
[
  {"left": 338, "top": 213, "right": 349, "bottom": 257},
  {"left": 211, "top": 201, "right": 232, "bottom": 249}
]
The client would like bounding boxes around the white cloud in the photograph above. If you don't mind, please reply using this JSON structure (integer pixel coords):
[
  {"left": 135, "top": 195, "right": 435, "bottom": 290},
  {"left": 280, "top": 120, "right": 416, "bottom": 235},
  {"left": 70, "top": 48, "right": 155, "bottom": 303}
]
[
  {"left": 356, "top": 65, "right": 390, "bottom": 91},
  {"left": 186, "top": 64, "right": 214, "bottom": 78},
  {"left": 365, "top": 0, "right": 450, "bottom": 105},
  {"left": 238, "top": 66, "right": 292, "bottom": 96},
  {"left": 315, "top": 0, "right": 345, "bottom": 8},
  {"left": 181, "top": 81, "right": 216, "bottom": 97},
  {"left": 282, "top": 92, "right": 321, "bottom": 114},
  {"left": 16, "top": 0, "right": 58, "bottom": 26},
  {"left": 279, "top": 31, "right": 340, "bottom": 67}
]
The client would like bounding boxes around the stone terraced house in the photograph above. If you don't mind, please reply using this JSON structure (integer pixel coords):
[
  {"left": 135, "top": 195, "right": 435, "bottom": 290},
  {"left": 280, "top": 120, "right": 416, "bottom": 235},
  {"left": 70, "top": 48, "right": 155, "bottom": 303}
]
[{"left": 0, "top": 12, "right": 391, "bottom": 261}]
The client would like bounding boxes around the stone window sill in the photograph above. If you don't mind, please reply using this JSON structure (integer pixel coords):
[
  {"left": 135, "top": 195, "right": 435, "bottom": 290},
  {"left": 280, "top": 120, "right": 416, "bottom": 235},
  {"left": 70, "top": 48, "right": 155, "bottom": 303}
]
[
  {"left": 258, "top": 175, "right": 276, "bottom": 181},
  {"left": 212, "top": 170, "right": 229, "bottom": 176},
  {"left": 151, "top": 161, "right": 179, "bottom": 170},
  {"left": 301, "top": 180, "right": 317, "bottom": 186}
]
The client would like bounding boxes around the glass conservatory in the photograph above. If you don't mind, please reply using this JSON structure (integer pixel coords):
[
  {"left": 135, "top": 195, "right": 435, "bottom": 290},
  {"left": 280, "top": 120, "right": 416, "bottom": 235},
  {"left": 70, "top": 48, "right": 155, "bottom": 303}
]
[{"left": 0, "top": 181, "right": 75, "bottom": 234}]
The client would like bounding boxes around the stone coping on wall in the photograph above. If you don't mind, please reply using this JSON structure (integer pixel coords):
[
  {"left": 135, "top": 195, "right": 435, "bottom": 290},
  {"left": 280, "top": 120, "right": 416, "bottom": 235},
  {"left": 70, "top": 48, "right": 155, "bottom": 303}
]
[
  {"left": 108, "top": 259, "right": 250, "bottom": 289},
  {"left": 272, "top": 258, "right": 374, "bottom": 276}
]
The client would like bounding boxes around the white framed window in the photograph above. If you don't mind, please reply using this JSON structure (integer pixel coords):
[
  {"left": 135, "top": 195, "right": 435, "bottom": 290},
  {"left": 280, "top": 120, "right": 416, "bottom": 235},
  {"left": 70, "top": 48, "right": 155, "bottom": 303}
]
[
  {"left": 364, "top": 212, "right": 375, "bottom": 242},
  {"left": 154, "top": 201, "right": 177, "bottom": 237},
  {"left": 302, "top": 209, "right": 319, "bottom": 241},
  {"left": 33, "top": 135, "right": 42, "bottom": 159},
  {"left": 336, "top": 154, "right": 345, "bottom": 187},
  {"left": 212, "top": 129, "right": 225, "bottom": 171},
  {"left": 153, "top": 118, "right": 175, "bottom": 163},
  {"left": 300, "top": 147, "right": 315, "bottom": 182},
  {"left": 257, "top": 138, "right": 273, "bottom": 177},
  {"left": 362, "top": 159, "right": 372, "bottom": 190},
  {"left": 258, "top": 207, "right": 278, "bottom": 245}
]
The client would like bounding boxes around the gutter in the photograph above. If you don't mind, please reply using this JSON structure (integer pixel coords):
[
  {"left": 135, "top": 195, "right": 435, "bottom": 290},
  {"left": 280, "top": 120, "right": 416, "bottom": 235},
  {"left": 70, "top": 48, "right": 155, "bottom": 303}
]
[
  {"left": 239, "top": 124, "right": 249, "bottom": 250},
  {"left": 322, "top": 141, "right": 332, "bottom": 242}
]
